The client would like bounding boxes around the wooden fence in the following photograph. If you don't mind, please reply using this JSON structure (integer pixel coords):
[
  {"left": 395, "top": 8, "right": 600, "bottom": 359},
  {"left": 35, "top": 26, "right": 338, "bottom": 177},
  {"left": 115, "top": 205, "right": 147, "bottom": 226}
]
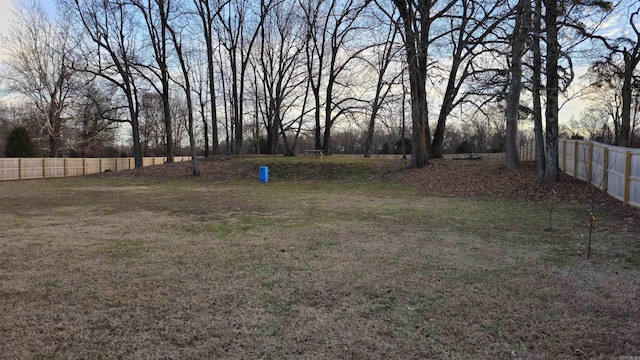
[
  {"left": 0, "top": 156, "right": 191, "bottom": 181},
  {"left": 519, "top": 139, "right": 640, "bottom": 209}
]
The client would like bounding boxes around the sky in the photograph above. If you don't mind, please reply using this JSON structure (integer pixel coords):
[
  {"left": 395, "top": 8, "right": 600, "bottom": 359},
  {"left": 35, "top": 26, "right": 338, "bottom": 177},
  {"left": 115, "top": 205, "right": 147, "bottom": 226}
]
[
  {"left": 0, "top": 0, "right": 635, "bottom": 130},
  {"left": 0, "top": 0, "right": 14, "bottom": 36}
]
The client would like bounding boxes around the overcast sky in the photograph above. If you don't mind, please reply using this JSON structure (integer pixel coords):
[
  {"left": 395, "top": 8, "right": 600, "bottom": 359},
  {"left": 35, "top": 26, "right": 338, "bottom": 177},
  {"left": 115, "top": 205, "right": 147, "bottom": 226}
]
[
  {"left": 0, "top": 0, "right": 14, "bottom": 36},
  {"left": 0, "top": 0, "right": 634, "bottom": 127}
]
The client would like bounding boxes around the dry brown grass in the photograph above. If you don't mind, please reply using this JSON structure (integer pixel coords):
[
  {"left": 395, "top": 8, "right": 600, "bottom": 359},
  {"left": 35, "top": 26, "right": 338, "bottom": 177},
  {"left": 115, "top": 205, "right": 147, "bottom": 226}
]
[{"left": 1, "top": 157, "right": 639, "bottom": 359}]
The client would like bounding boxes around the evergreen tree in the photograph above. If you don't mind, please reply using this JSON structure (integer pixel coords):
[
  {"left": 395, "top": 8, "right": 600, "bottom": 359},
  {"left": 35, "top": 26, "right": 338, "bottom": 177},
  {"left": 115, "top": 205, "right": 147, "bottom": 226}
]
[{"left": 5, "top": 126, "right": 36, "bottom": 157}]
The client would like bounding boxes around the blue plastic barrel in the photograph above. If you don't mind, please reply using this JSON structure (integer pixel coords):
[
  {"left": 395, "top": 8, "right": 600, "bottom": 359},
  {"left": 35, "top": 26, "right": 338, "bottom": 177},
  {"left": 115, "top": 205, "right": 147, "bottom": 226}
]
[{"left": 259, "top": 166, "right": 269, "bottom": 183}]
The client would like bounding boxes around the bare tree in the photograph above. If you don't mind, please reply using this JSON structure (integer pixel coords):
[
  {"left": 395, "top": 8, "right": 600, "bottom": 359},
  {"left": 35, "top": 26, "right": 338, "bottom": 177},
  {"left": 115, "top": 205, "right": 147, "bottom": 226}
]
[
  {"left": 139, "top": 92, "right": 165, "bottom": 155},
  {"left": 429, "top": 0, "right": 510, "bottom": 159},
  {"left": 69, "top": 81, "right": 120, "bottom": 157},
  {"left": 167, "top": 6, "right": 199, "bottom": 175},
  {"left": 1, "top": 2, "right": 76, "bottom": 157},
  {"left": 542, "top": 0, "right": 560, "bottom": 182},
  {"left": 392, "top": 0, "right": 457, "bottom": 168},
  {"left": 129, "top": 0, "right": 175, "bottom": 162},
  {"left": 531, "top": 0, "right": 545, "bottom": 181},
  {"left": 592, "top": 6, "right": 640, "bottom": 147},
  {"left": 65, "top": 0, "right": 145, "bottom": 167},
  {"left": 301, "top": 0, "right": 372, "bottom": 154},
  {"left": 505, "top": 0, "right": 530, "bottom": 170},
  {"left": 363, "top": 4, "right": 402, "bottom": 158},
  {"left": 217, "top": 0, "right": 272, "bottom": 154},
  {"left": 193, "top": 0, "right": 225, "bottom": 156},
  {"left": 253, "top": 0, "right": 306, "bottom": 155}
]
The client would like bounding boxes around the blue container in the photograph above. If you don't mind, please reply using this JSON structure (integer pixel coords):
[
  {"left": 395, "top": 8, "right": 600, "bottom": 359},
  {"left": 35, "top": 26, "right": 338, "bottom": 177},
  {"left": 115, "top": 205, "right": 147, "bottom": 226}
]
[{"left": 259, "top": 166, "right": 269, "bottom": 183}]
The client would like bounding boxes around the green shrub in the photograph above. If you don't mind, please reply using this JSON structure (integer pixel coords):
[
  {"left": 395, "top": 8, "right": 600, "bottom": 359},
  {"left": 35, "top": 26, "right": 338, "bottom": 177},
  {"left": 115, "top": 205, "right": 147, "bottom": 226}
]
[{"left": 5, "top": 126, "right": 37, "bottom": 157}]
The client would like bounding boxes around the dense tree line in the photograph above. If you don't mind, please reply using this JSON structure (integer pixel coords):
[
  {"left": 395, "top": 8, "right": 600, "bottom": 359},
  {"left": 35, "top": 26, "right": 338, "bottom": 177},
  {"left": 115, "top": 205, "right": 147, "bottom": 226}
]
[{"left": 0, "top": 0, "right": 638, "bottom": 182}]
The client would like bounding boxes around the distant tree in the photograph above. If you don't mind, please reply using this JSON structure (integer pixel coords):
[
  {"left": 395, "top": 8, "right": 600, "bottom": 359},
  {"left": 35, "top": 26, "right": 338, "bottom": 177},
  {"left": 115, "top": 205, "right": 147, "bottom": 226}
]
[
  {"left": 392, "top": 0, "right": 456, "bottom": 167},
  {"left": 363, "top": 4, "right": 402, "bottom": 158},
  {"left": 65, "top": 0, "right": 145, "bottom": 167},
  {"left": 193, "top": 0, "right": 223, "bottom": 156},
  {"left": 456, "top": 140, "right": 474, "bottom": 154},
  {"left": 253, "top": 0, "right": 306, "bottom": 155},
  {"left": 5, "top": 126, "right": 37, "bottom": 157},
  {"left": 301, "top": 0, "right": 372, "bottom": 154},
  {"left": 217, "top": 0, "right": 273, "bottom": 154},
  {"left": 129, "top": 0, "right": 175, "bottom": 162},
  {"left": 1, "top": 2, "right": 77, "bottom": 157},
  {"left": 581, "top": 5, "right": 640, "bottom": 147},
  {"left": 69, "top": 83, "right": 119, "bottom": 157},
  {"left": 167, "top": 11, "right": 199, "bottom": 176}
]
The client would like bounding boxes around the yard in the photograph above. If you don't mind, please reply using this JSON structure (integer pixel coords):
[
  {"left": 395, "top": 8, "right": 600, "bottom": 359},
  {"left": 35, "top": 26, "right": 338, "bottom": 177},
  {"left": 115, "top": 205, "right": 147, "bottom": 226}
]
[{"left": 0, "top": 157, "right": 638, "bottom": 359}]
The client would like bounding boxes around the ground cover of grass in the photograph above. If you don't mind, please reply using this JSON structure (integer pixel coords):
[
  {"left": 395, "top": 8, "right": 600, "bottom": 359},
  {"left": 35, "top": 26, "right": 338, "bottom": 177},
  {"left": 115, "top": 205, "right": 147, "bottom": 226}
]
[{"left": 0, "top": 157, "right": 638, "bottom": 359}]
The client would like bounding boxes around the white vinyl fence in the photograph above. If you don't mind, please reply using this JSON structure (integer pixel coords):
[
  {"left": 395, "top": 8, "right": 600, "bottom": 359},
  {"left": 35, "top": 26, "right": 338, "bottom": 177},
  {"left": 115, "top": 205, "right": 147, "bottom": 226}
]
[
  {"left": 520, "top": 139, "right": 640, "bottom": 209},
  {"left": 0, "top": 156, "right": 191, "bottom": 181}
]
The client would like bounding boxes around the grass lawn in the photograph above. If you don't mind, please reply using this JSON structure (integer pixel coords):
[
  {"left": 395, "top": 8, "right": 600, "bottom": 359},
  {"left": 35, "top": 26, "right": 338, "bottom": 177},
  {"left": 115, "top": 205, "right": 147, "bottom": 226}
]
[{"left": 0, "top": 157, "right": 638, "bottom": 359}]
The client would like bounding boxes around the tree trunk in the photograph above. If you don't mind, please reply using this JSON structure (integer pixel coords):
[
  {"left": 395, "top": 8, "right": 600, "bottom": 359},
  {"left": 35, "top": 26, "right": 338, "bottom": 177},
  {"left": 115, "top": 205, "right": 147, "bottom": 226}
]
[
  {"left": 532, "top": 0, "right": 546, "bottom": 180},
  {"left": 409, "top": 73, "right": 430, "bottom": 168},
  {"left": 205, "top": 31, "right": 219, "bottom": 155},
  {"left": 620, "top": 57, "right": 635, "bottom": 147},
  {"left": 543, "top": 0, "right": 560, "bottom": 182},
  {"left": 505, "top": 0, "right": 529, "bottom": 170}
]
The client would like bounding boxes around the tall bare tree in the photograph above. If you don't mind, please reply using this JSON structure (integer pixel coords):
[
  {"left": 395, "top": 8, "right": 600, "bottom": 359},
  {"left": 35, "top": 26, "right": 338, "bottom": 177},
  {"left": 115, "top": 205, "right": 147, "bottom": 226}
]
[
  {"left": 130, "top": 0, "right": 175, "bottom": 162},
  {"left": 531, "top": 0, "right": 545, "bottom": 181},
  {"left": 65, "top": 0, "right": 145, "bottom": 167},
  {"left": 542, "top": 0, "right": 560, "bottom": 182},
  {"left": 217, "top": 0, "right": 272, "bottom": 154},
  {"left": 587, "top": 6, "right": 640, "bottom": 147},
  {"left": 392, "top": 0, "right": 456, "bottom": 168},
  {"left": 194, "top": 0, "right": 225, "bottom": 156},
  {"left": 505, "top": 0, "right": 530, "bottom": 170},
  {"left": 1, "top": 2, "right": 76, "bottom": 157},
  {"left": 431, "top": 0, "right": 509, "bottom": 160},
  {"left": 167, "top": 7, "right": 199, "bottom": 175},
  {"left": 302, "top": 0, "right": 373, "bottom": 153},
  {"left": 363, "top": 4, "right": 401, "bottom": 158},
  {"left": 253, "top": 0, "right": 305, "bottom": 154}
]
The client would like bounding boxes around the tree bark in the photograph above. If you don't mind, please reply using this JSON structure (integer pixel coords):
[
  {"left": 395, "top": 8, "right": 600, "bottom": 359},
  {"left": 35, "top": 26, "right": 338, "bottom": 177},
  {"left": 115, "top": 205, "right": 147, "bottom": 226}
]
[
  {"left": 532, "top": 0, "right": 546, "bottom": 180},
  {"left": 505, "top": 0, "right": 529, "bottom": 170},
  {"left": 543, "top": 0, "right": 560, "bottom": 182}
]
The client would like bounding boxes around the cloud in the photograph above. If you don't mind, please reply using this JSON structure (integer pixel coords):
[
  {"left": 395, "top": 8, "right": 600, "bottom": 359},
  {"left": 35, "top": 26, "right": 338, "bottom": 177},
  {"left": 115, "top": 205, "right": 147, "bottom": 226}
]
[
  {"left": 0, "top": 0, "right": 15, "bottom": 59},
  {"left": 0, "top": 0, "right": 14, "bottom": 31}
]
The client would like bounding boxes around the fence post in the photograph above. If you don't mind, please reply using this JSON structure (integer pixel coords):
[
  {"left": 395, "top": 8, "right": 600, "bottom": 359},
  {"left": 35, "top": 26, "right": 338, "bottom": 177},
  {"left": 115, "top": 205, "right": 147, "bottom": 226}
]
[
  {"left": 83, "top": 158, "right": 86, "bottom": 175},
  {"left": 115, "top": 158, "right": 118, "bottom": 172},
  {"left": 587, "top": 142, "right": 593, "bottom": 183},
  {"left": 530, "top": 141, "right": 534, "bottom": 161},
  {"left": 624, "top": 151, "right": 632, "bottom": 207},
  {"left": 572, "top": 141, "right": 579, "bottom": 178},
  {"left": 19, "top": 158, "right": 23, "bottom": 180},
  {"left": 64, "top": 158, "right": 68, "bottom": 177},
  {"left": 602, "top": 147, "right": 609, "bottom": 192},
  {"left": 43, "top": 158, "right": 46, "bottom": 178},
  {"left": 561, "top": 139, "right": 567, "bottom": 172},
  {"left": 99, "top": 158, "right": 103, "bottom": 173}
]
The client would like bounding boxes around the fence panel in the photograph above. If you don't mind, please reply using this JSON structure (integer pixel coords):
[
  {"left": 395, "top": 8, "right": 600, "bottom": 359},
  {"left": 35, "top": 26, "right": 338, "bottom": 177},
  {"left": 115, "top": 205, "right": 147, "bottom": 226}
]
[
  {"left": 565, "top": 141, "right": 576, "bottom": 177},
  {"left": 520, "top": 139, "right": 640, "bottom": 210},
  {"left": 607, "top": 148, "right": 626, "bottom": 202},
  {"left": 0, "top": 156, "right": 190, "bottom": 181},
  {"left": 630, "top": 153, "right": 640, "bottom": 208},
  {"left": 21, "top": 159, "right": 45, "bottom": 179}
]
